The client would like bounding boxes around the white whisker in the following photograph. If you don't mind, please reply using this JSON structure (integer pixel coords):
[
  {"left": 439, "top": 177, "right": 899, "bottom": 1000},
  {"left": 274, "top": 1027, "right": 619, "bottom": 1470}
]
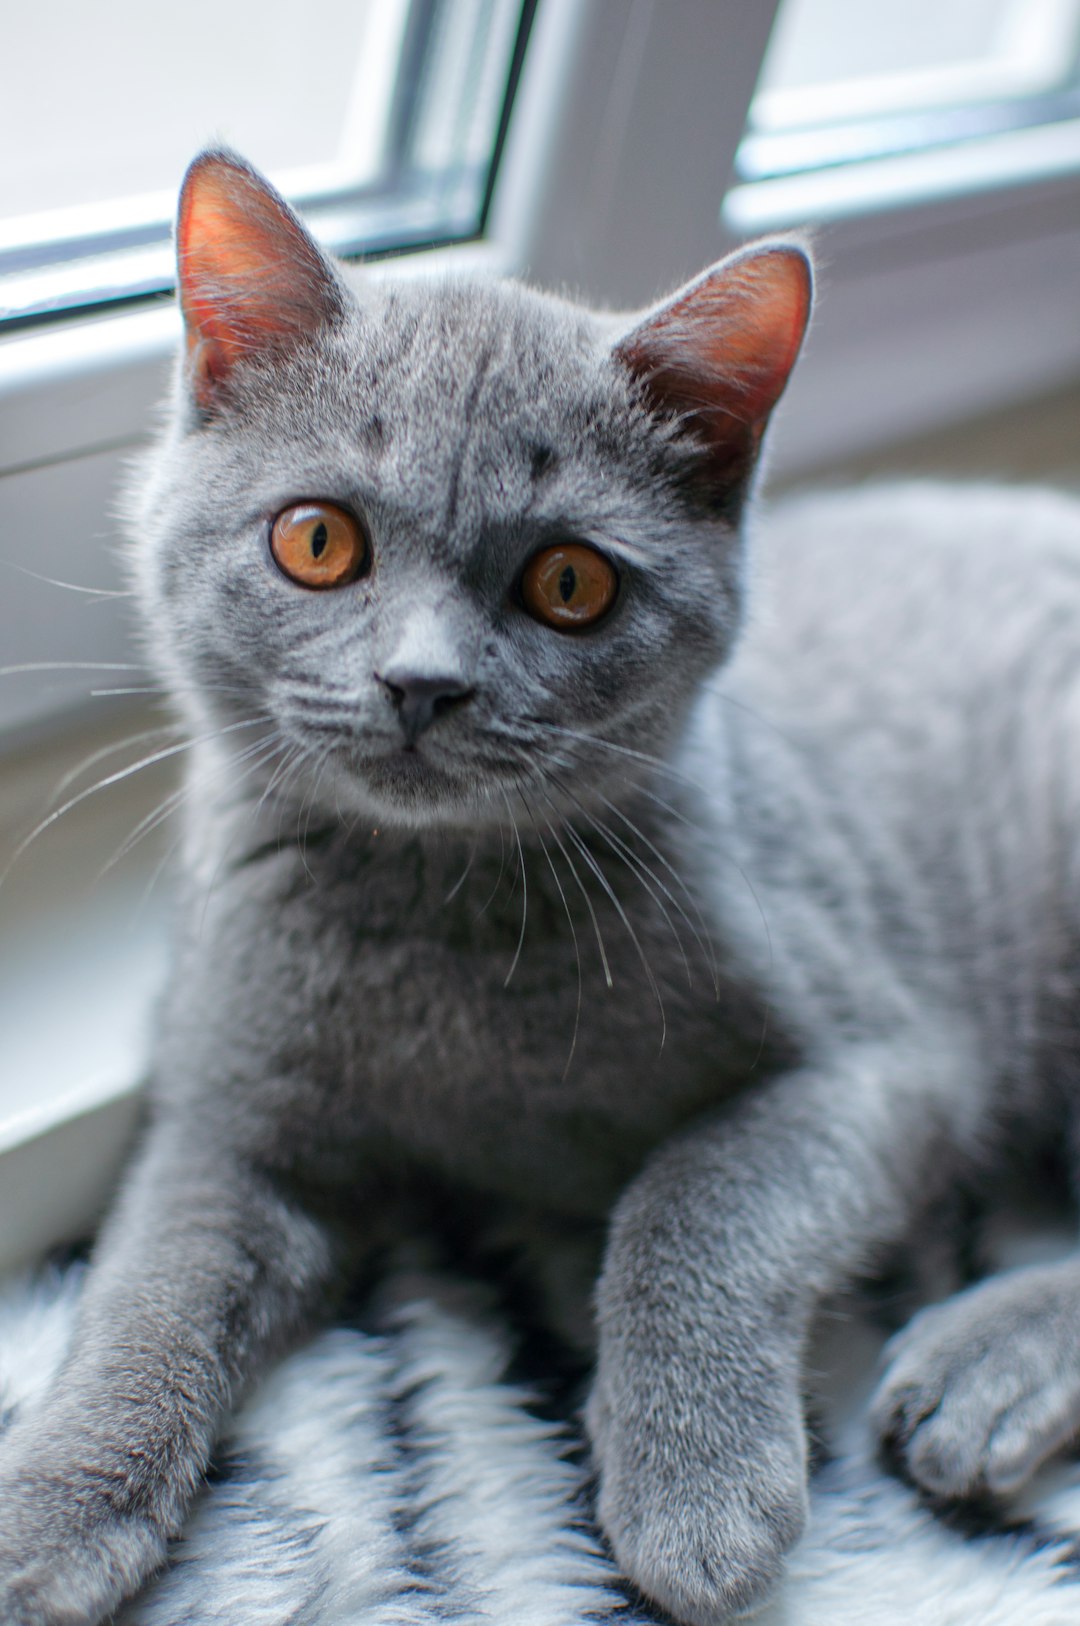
[
  {"left": 542, "top": 788, "right": 666, "bottom": 1050},
  {"left": 531, "top": 787, "right": 613, "bottom": 991},
  {"left": 562, "top": 782, "right": 693, "bottom": 990},
  {"left": 2, "top": 561, "right": 133, "bottom": 599},
  {"left": 516, "top": 782, "right": 582, "bottom": 1076},
  {"left": 443, "top": 840, "right": 477, "bottom": 905},
  {"left": 529, "top": 719, "right": 708, "bottom": 798},
  {"left": 0, "top": 660, "right": 142, "bottom": 677},
  {"left": 2, "top": 716, "right": 270, "bottom": 887},
  {"left": 90, "top": 686, "right": 164, "bottom": 699},
  {"left": 474, "top": 818, "right": 509, "bottom": 919},
  {"left": 97, "top": 731, "right": 282, "bottom": 883},
  {"left": 53, "top": 722, "right": 185, "bottom": 799},
  {"left": 499, "top": 789, "right": 529, "bottom": 988}
]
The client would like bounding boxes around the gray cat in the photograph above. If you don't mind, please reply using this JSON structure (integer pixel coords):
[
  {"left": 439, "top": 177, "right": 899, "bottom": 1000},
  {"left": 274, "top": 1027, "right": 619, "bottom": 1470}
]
[{"left": 2, "top": 147, "right": 1080, "bottom": 1626}]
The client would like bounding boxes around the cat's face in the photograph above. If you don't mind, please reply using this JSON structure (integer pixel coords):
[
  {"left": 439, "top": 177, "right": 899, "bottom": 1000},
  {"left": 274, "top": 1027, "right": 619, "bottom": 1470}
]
[{"left": 130, "top": 151, "right": 810, "bottom": 831}]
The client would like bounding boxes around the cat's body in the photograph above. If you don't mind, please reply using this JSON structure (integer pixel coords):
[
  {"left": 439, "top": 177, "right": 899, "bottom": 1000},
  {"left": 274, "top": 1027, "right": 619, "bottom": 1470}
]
[
  {"left": 158, "top": 478, "right": 1080, "bottom": 1219},
  {"left": 2, "top": 151, "right": 1080, "bottom": 1626}
]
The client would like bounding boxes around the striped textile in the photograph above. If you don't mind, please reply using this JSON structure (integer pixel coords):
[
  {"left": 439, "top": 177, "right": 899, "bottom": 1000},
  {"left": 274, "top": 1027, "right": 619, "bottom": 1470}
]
[{"left": 2, "top": 1258, "right": 1079, "bottom": 1626}]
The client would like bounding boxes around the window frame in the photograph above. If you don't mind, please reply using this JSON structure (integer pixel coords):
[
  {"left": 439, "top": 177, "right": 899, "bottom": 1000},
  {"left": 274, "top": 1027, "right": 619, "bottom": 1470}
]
[{"left": 0, "top": 0, "right": 537, "bottom": 330}]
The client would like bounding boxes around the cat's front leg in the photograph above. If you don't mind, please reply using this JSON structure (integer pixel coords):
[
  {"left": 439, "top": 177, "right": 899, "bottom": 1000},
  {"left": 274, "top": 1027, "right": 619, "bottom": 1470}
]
[
  {"left": 871, "top": 1256, "right": 1080, "bottom": 1498},
  {"left": 589, "top": 1044, "right": 975, "bottom": 1626},
  {"left": 0, "top": 1120, "right": 336, "bottom": 1626}
]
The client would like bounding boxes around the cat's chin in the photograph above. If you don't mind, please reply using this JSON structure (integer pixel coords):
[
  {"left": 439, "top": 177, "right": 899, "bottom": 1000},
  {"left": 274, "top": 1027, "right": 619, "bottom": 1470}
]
[{"left": 317, "top": 748, "right": 514, "bottom": 833}]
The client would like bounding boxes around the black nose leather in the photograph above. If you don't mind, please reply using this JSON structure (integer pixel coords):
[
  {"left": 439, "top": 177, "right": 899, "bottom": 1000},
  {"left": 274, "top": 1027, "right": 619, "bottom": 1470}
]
[{"left": 377, "top": 668, "right": 474, "bottom": 744}]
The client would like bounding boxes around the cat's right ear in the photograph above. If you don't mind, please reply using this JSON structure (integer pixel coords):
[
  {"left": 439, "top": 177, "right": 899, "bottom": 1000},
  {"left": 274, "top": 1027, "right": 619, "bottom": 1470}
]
[
  {"left": 612, "top": 243, "right": 812, "bottom": 507},
  {"left": 176, "top": 149, "right": 345, "bottom": 412}
]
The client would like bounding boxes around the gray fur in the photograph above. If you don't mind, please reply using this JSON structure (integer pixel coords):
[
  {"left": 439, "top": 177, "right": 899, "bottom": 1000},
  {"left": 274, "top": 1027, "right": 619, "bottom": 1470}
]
[{"left": 3, "top": 152, "right": 1080, "bottom": 1626}]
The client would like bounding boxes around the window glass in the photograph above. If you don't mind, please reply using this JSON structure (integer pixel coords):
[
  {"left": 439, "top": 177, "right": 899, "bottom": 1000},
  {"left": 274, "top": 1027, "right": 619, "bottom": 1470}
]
[
  {"left": 756, "top": 0, "right": 1080, "bottom": 126},
  {"left": 734, "top": 0, "right": 1080, "bottom": 189},
  {"left": 0, "top": 0, "right": 530, "bottom": 325},
  {"left": 0, "top": 0, "right": 409, "bottom": 225}
]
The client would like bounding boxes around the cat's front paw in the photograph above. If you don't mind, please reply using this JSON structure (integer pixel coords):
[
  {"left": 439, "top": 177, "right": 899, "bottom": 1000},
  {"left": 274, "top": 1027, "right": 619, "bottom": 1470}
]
[
  {"left": 0, "top": 1464, "right": 169, "bottom": 1626},
  {"left": 871, "top": 1263, "right": 1080, "bottom": 1499},
  {"left": 588, "top": 1367, "right": 808, "bottom": 1624}
]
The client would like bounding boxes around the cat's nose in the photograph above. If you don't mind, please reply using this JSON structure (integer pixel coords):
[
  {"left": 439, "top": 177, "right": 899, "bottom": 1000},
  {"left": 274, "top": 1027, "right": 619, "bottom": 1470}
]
[{"left": 376, "top": 665, "right": 475, "bottom": 745}]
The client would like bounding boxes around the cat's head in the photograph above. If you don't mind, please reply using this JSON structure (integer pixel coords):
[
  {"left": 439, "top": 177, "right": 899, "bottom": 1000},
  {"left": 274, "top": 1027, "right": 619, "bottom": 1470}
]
[{"left": 130, "top": 149, "right": 810, "bottom": 831}]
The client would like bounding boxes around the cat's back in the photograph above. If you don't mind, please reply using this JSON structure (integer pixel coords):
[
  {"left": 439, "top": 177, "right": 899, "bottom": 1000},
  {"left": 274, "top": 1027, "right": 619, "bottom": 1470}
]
[
  {"left": 743, "top": 481, "right": 1080, "bottom": 711},
  {"left": 722, "top": 482, "right": 1080, "bottom": 792},
  {"left": 700, "top": 481, "right": 1080, "bottom": 1080}
]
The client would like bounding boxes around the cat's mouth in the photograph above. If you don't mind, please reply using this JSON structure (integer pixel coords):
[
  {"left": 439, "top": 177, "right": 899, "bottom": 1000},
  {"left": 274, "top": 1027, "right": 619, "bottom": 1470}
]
[
  {"left": 319, "top": 736, "right": 526, "bottom": 827},
  {"left": 276, "top": 703, "right": 531, "bottom": 826}
]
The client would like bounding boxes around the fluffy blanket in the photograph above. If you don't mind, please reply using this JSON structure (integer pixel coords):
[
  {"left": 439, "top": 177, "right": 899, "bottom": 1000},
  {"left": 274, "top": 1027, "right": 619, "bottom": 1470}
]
[{"left": 2, "top": 1252, "right": 1080, "bottom": 1626}]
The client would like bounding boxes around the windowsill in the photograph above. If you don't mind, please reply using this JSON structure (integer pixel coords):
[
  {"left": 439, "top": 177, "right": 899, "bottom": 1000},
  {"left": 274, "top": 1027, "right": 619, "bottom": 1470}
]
[
  {"left": 0, "top": 704, "right": 175, "bottom": 1272},
  {"left": 725, "top": 115, "right": 1080, "bottom": 234}
]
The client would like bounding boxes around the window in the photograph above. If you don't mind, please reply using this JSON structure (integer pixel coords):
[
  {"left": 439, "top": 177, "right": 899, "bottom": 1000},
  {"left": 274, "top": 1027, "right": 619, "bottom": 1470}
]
[
  {"left": 727, "top": 0, "right": 1080, "bottom": 228},
  {"left": 717, "top": 0, "right": 1080, "bottom": 472},
  {"left": 0, "top": 0, "right": 534, "bottom": 741},
  {"left": 1, "top": 0, "right": 532, "bottom": 327}
]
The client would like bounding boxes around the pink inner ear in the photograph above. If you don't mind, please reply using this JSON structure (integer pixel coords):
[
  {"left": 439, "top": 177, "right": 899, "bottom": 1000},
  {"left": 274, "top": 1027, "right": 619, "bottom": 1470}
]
[
  {"left": 177, "top": 153, "right": 339, "bottom": 406},
  {"left": 616, "top": 246, "right": 812, "bottom": 462},
  {"left": 688, "top": 250, "right": 811, "bottom": 425}
]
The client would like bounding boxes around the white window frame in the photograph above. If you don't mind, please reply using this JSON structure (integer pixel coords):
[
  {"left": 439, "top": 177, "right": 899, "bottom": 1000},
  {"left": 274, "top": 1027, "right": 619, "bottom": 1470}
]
[{"left": 3, "top": 0, "right": 1080, "bottom": 1270}]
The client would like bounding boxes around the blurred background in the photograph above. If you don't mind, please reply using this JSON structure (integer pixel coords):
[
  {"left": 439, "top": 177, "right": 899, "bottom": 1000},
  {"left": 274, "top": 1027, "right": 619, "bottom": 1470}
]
[{"left": 1, "top": 0, "right": 1078, "bottom": 1266}]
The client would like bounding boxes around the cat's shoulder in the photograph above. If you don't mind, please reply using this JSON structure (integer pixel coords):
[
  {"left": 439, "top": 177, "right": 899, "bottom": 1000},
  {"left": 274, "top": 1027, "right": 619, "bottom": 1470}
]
[
  {"left": 748, "top": 481, "right": 1080, "bottom": 625},
  {"left": 726, "top": 481, "right": 1080, "bottom": 712},
  {"left": 755, "top": 480, "right": 1080, "bottom": 564}
]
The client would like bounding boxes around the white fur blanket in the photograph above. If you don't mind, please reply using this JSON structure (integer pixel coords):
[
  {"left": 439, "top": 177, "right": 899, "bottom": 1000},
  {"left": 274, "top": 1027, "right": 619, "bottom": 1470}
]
[{"left": 2, "top": 1256, "right": 1080, "bottom": 1626}]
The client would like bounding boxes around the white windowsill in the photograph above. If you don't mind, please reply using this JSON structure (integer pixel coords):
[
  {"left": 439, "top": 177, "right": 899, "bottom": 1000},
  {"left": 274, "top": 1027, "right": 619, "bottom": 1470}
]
[
  {"left": 0, "top": 709, "right": 176, "bottom": 1273},
  {"left": 725, "top": 116, "right": 1080, "bottom": 233}
]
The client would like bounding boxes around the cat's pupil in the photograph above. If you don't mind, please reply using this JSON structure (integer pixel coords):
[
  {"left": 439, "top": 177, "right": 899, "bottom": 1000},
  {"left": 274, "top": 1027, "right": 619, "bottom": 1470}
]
[
  {"left": 559, "top": 566, "right": 576, "bottom": 603},
  {"left": 311, "top": 522, "right": 328, "bottom": 559}
]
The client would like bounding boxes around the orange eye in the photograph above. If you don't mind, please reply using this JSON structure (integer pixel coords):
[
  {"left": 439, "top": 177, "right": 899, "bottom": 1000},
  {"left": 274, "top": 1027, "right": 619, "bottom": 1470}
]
[
  {"left": 520, "top": 543, "right": 618, "bottom": 629},
  {"left": 270, "top": 502, "right": 369, "bottom": 589}
]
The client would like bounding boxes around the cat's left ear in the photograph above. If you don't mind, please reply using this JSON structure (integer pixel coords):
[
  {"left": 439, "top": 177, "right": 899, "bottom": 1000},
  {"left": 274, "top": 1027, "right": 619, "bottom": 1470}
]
[
  {"left": 613, "top": 242, "right": 812, "bottom": 503},
  {"left": 176, "top": 148, "right": 346, "bottom": 411}
]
